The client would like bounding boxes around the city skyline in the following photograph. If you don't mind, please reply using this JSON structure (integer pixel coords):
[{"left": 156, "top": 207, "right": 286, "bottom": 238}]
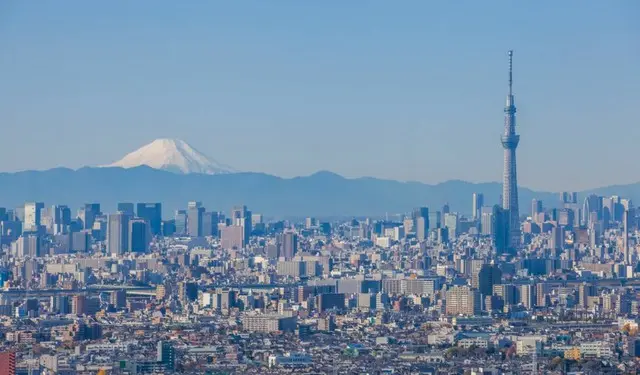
[
  {"left": 3, "top": 2, "right": 640, "bottom": 373},
  {"left": 0, "top": 2, "right": 639, "bottom": 191}
]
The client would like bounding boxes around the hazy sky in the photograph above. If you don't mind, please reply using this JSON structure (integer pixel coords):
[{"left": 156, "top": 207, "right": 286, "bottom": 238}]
[{"left": 0, "top": 1, "right": 638, "bottom": 191}]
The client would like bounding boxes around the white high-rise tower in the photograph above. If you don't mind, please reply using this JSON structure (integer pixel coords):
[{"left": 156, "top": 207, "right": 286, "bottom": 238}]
[{"left": 501, "top": 50, "right": 521, "bottom": 249}]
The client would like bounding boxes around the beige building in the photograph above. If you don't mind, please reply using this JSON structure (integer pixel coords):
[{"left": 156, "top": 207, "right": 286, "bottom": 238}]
[{"left": 445, "top": 286, "right": 480, "bottom": 316}]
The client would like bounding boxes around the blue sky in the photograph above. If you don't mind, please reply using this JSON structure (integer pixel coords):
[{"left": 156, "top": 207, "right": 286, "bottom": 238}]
[{"left": 0, "top": 1, "right": 638, "bottom": 191}]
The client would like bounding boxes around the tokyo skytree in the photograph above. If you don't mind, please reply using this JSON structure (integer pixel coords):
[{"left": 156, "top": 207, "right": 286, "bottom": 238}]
[{"left": 501, "top": 50, "right": 521, "bottom": 249}]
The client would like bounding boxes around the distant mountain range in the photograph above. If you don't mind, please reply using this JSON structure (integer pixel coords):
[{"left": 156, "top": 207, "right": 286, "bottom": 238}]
[
  {"left": 0, "top": 165, "right": 602, "bottom": 219},
  {"left": 0, "top": 138, "right": 636, "bottom": 218}
]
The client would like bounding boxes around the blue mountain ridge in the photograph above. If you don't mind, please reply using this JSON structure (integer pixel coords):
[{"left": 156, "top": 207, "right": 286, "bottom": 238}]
[{"left": 0, "top": 166, "right": 627, "bottom": 219}]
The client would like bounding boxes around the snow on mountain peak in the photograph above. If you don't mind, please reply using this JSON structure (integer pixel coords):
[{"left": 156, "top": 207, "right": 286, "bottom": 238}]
[{"left": 106, "top": 138, "right": 236, "bottom": 175}]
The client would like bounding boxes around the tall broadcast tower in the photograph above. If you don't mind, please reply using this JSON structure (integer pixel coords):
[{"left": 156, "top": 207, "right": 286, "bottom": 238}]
[{"left": 501, "top": 50, "right": 521, "bottom": 249}]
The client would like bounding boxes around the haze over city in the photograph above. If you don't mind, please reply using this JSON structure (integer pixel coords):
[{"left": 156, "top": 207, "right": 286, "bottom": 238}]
[{"left": 1, "top": 1, "right": 639, "bottom": 191}]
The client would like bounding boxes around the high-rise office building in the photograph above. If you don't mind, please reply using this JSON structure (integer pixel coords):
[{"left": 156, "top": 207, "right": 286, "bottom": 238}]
[
  {"left": 578, "top": 283, "right": 597, "bottom": 308},
  {"left": 472, "top": 193, "right": 484, "bottom": 221},
  {"left": 412, "top": 207, "right": 429, "bottom": 237},
  {"left": 110, "top": 290, "right": 127, "bottom": 309},
  {"left": 476, "top": 264, "right": 502, "bottom": 297},
  {"left": 81, "top": 203, "right": 101, "bottom": 230},
  {"left": 519, "top": 284, "right": 534, "bottom": 309},
  {"left": 71, "top": 295, "right": 87, "bottom": 315},
  {"left": 232, "top": 205, "right": 252, "bottom": 244},
  {"left": 416, "top": 216, "right": 428, "bottom": 241},
  {"left": 582, "top": 194, "right": 601, "bottom": 225},
  {"left": 71, "top": 230, "right": 90, "bottom": 252},
  {"left": 531, "top": 199, "right": 543, "bottom": 217},
  {"left": 187, "top": 202, "right": 204, "bottom": 237},
  {"left": 157, "top": 341, "right": 176, "bottom": 371},
  {"left": 174, "top": 210, "right": 187, "bottom": 235},
  {"left": 107, "top": 212, "right": 131, "bottom": 255},
  {"left": 252, "top": 214, "right": 264, "bottom": 227},
  {"left": 14, "top": 234, "right": 42, "bottom": 258},
  {"left": 492, "top": 205, "right": 509, "bottom": 254},
  {"left": 442, "top": 203, "right": 450, "bottom": 215},
  {"left": 444, "top": 213, "right": 458, "bottom": 240},
  {"left": 481, "top": 210, "right": 493, "bottom": 236},
  {"left": 560, "top": 192, "right": 578, "bottom": 205},
  {"left": 51, "top": 205, "right": 71, "bottom": 235},
  {"left": 136, "top": 203, "right": 162, "bottom": 236},
  {"left": 220, "top": 225, "right": 244, "bottom": 249},
  {"left": 558, "top": 208, "right": 575, "bottom": 228},
  {"left": 117, "top": 203, "right": 135, "bottom": 216},
  {"left": 202, "top": 211, "right": 219, "bottom": 237},
  {"left": 500, "top": 50, "right": 521, "bottom": 250},
  {"left": 281, "top": 232, "right": 298, "bottom": 260},
  {"left": 23, "top": 202, "right": 44, "bottom": 232},
  {"left": 428, "top": 211, "right": 441, "bottom": 229},
  {"left": 602, "top": 196, "right": 614, "bottom": 229},
  {"left": 178, "top": 281, "right": 198, "bottom": 304},
  {"left": 550, "top": 226, "right": 564, "bottom": 251},
  {"left": 129, "top": 218, "right": 150, "bottom": 253}
]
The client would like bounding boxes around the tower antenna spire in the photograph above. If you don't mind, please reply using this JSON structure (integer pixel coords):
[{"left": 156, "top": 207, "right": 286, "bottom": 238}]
[{"left": 508, "top": 50, "right": 513, "bottom": 95}]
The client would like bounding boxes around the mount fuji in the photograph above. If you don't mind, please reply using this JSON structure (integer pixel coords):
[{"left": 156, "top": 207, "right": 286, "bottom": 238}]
[{"left": 105, "top": 138, "right": 235, "bottom": 175}]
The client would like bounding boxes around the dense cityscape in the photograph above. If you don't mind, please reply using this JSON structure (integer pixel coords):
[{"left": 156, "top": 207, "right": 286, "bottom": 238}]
[
  {"left": 1, "top": 189, "right": 639, "bottom": 375},
  {"left": 0, "top": 2, "right": 637, "bottom": 370},
  {"left": 2, "top": 50, "right": 639, "bottom": 375}
]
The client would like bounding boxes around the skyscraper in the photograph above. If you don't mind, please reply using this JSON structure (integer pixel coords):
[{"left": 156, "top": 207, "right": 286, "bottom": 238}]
[
  {"left": 560, "top": 192, "right": 578, "bottom": 205},
  {"left": 428, "top": 211, "right": 441, "bottom": 229},
  {"left": 476, "top": 263, "right": 502, "bottom": 297},
  {"left": 187, "top": 201, "right": 204, "bottom": 237},
  {"left": 582, "top": 194, "right": 601, "bottom": 225},
  {"left": 492, "top": 205, "right": 509, "bottom": 254},
  {"left": 281, "top": 231, "right": 298, "bottom": 260},
  {"left": 531, "top": 199, "right": 543, "bottom": 217},
  {"left": 23, "top": 202, "right": 44, "bottom": 232},
  {"left": 157, "top": 341, "right": 176, "bottom": 371},
  {"left": 202, "top": 211, "right": 220, "bottom": 237},
  {"left": 136, "top": 203, "right": 162, "bottom": 236},
  {"left": 500, "top": 50, "right": 521, "bottom": 249},
  {"left": 174, "top": 210, "right": 187, "bottom": 235},
  {"left": 107, "top": 212, "right": 131, "bottom": 255},
  {"left": 472, "top": 193, "right": 483, "bottom": 221},
  {"left": 412, "top": 207, "right": 429, "bottom": 238},
  {"left": 416, "top": 216, "right": 428, "bottom": 241},
  {"left": 444, "top": 213, "right": 458, "bottom": 240},
  {"left": 129, "top": 218, "right": 150, "bottom": 253},
  {"left": 550, "top": 226, "right": 564, "bottom": 251},
  {"left": 82, "top": 203, "right": 101, "bottom": 230},
  {"left": 117, "top": 203, "right": 135, "bottom": 216},
  {"left": 220, "top": 225, "right": 244, "bottom": 249},
  {"left": 51, "top": 205, "right": 71, "bottom": 235},
  {"left": 232, "top": 205, "right": 252, "bottom": 244}
]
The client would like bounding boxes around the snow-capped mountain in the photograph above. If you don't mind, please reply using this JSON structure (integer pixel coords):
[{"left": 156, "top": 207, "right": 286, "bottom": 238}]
[{"left": 106, "top": 138, "right": 235, "bottom": 174}]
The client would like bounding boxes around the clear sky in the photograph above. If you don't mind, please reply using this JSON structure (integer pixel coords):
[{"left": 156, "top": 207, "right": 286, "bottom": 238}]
[{"left": 0, "top": 1, "right": 638, "bottom": 191}]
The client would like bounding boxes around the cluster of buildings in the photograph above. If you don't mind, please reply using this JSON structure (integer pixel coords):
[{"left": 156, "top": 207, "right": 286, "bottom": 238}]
[
  {"left": 1, "top": 52, "right": 636, "bottom": 375},
  {"left": 0, "top": 190, "right": 639, "bottom": 374}
]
